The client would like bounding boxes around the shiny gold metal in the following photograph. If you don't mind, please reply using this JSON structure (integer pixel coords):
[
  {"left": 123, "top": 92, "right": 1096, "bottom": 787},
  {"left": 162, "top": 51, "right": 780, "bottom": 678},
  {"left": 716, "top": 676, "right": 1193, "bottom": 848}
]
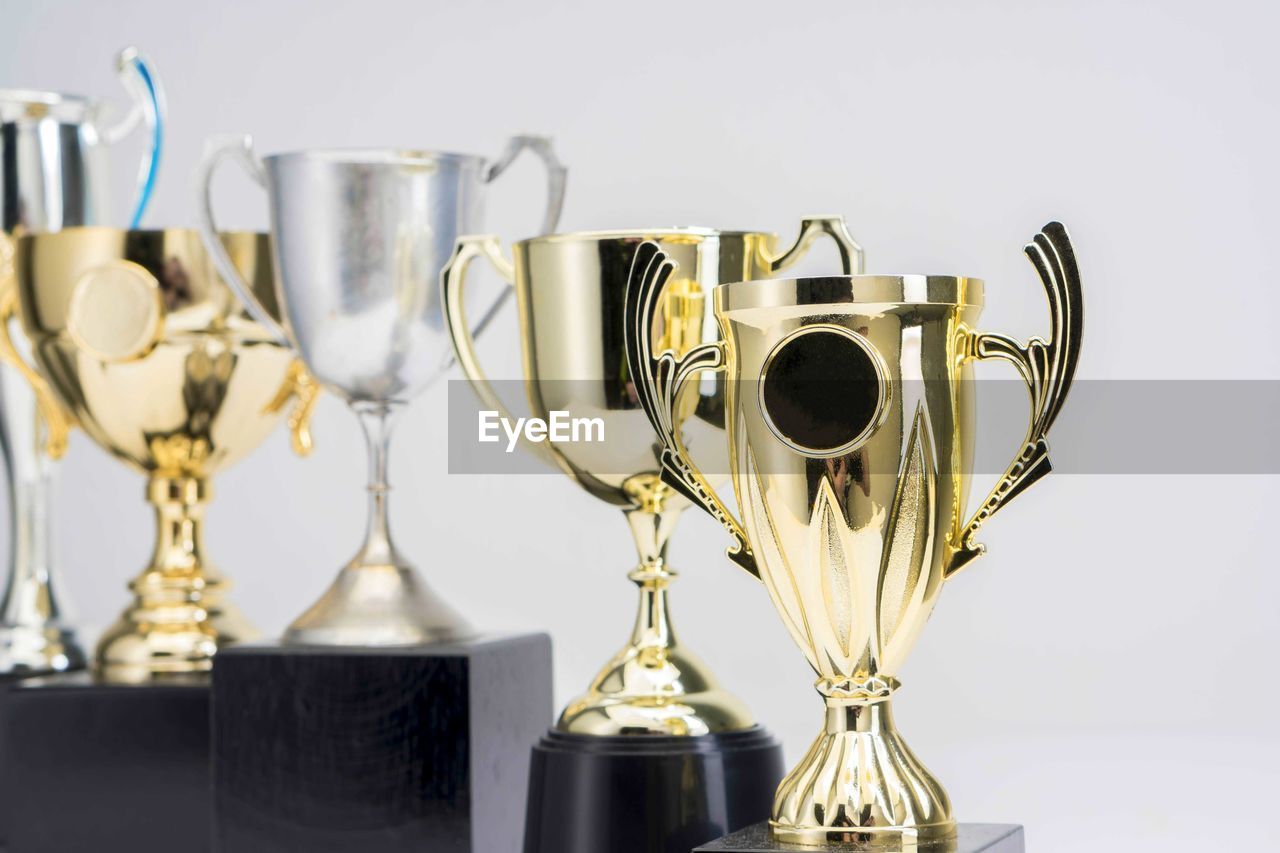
[
  {"left": 3, "top": 227, "right": 317, "bottom": 681},
  {"left": 0, "top": 234, "right": 71, "bottom": 460},
  {"left": 265, "top": 360, "right": 319, "bottom": 457},
  {"left": 442, "top": 218, "right": 863, "bottom": 737},
  {"left": 627, "top": 223, "right": 1082, "bottom": 845}
]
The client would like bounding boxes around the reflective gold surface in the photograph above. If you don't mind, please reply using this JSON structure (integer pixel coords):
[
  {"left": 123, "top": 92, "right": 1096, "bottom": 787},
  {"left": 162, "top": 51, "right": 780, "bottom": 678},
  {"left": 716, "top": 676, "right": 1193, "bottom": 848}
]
[
  {"left": 2, "top": 227, "right": 315, "bottom": 681},
  {"left": 0, "top": 235, "right": 71, "bottom": 461},
  {"left": 443, "top": 218, "right": 862, "bottom": 736},
  {"left": 628, "top": 223, "right": 1081, "bottom": 844}
]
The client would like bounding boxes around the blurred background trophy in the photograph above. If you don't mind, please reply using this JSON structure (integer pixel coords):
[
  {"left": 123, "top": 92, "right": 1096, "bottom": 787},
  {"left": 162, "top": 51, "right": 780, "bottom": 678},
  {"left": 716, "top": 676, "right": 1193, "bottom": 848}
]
[
  {"left": 197, "top": 136, "right": 565, "bottom": 852},
  {"left": 628, "top": 224, "right": 1081, "bottom": 852},
  {"left": 0, "top": 46, "right": 163, "bottom": 677},
  {"left": 2, "top": 228, "right": 315, "bottom": 680},
  {"left": 0, "top": 227, "right": 314, "bottom": 853},
  {"left": 441, "top": 218, "right": 860, "bottom": 853}
]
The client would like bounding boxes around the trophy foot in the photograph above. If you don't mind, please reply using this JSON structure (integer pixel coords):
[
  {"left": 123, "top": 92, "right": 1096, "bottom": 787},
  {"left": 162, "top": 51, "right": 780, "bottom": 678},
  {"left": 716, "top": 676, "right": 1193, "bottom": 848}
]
[
  {"left": 556, "top": 639, "right": 757, "bottom": 736},
  {"left": 770, "top": 698, "right": 955, "bottom": 849},
  {"left": 283, "top": 564, "right": 474, "bottom": 646},
  {"left": 94, "top": 591, "right": 257, "bottom": 683},
  {"left": 557, "top": 545, "right": 756, "bottom": 736},
  {"left": 0, "top": 623, "right": 87, "bottom": 676}
]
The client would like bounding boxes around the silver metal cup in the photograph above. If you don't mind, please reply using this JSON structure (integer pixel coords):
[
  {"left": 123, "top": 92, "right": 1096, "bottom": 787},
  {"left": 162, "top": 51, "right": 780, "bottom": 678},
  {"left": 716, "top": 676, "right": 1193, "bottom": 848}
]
[
  {"left": 0, "top": 47, "right": 165, "bottom": 675},
  {"left": 197, "top": 136, "right": 567, "bottom": 645}
]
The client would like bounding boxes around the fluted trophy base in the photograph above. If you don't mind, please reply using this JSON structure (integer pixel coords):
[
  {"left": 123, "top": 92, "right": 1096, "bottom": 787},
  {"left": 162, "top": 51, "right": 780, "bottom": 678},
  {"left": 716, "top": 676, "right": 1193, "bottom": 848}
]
[
  {"left": 0, "top": 623, "right": 87, "bottom": 677},
  {"left": 283, "top": 563, "right": 474, "bottom": 646},
  {"left": 769, "top": 698, "right": 954, "bottom": 849},
  {"left": 695, "top": 823, "right": 1024, "bottom": 852}
]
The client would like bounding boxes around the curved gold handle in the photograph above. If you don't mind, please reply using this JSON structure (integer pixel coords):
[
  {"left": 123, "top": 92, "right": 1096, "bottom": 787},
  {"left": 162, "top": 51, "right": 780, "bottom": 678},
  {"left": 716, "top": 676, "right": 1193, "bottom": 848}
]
[
  {"left": 764, "top": 215, "right": 865, "bottom": 275},
  {"left": 946, "top": 221, "right": 1083, "bottom": 578},
  {"left": 441, "top": 235, "right": 556, "bottom": 464},
  {"left": 625, "top": 241, "right": 759, "bottom": 579},
  {"left": 0, "top": 235, "right": 72, "bottom": 459},
  {"left": 264, "top": 360, "right": 320, "bottom": 457}
]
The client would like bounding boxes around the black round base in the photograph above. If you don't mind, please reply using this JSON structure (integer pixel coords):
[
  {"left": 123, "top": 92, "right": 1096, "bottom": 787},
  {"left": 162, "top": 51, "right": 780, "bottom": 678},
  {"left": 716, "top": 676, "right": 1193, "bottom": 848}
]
[{"left": 523, "top": 726, "right": 784, "bottom": 853}]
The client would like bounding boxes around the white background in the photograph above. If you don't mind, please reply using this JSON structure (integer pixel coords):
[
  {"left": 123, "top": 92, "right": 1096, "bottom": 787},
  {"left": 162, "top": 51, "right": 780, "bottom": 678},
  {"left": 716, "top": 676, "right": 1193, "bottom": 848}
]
[{"left": 3, "top": 1, "right": 1278, "bottom": 849}]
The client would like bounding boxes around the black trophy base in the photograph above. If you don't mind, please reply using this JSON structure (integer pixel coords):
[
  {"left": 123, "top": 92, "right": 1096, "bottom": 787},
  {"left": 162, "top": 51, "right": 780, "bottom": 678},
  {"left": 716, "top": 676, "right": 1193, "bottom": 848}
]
[
  {"left": 524, "top": 727, "right": 785, "bottom": 853},
  {"left": 694, "top": 822, "right": 1025, "bottom": 852},
  {"left": 213, "top": 633, "right": 552, "bottom": 853},
  {"left": 0, "top": 671, "right": 212, "bottom": 853}
]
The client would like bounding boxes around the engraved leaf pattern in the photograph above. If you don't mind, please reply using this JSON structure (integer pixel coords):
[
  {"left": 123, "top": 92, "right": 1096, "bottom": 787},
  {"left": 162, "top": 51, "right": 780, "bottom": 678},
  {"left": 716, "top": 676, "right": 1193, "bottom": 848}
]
[
  {"left": 814, "top": 481, "right": 854, "bottom": 664},
  {"left": 876, "top": 403, "right": 937, "bottom": 670},
  {"left": 744, "top": 442, "right": 817, "bottom": 672}
]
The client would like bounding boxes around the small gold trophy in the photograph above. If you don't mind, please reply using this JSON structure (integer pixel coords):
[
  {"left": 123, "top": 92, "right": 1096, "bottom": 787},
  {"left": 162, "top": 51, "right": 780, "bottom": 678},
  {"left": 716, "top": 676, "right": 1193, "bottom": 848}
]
[
  {"left": 627, "top": 223, "right": 1081, "bottom": 848},
  {"left": 443, "top": 219, "right": 862, "bottom": 736},
  {"left": 442, "top": 219, "right": 863, "bottom": 851},
  {"left": 0, "top": 227, "right": 315, "bottom": 681}
]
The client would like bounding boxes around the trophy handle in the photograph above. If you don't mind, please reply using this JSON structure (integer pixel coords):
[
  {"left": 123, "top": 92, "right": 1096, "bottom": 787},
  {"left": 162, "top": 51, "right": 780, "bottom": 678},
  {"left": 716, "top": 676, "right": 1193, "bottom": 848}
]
[
  {"left": 196, "top": 134, "right": 291, "bottom": 346},
  {"left": 763, "top": 215, "right": 865, "bottom": 275},
  {"left": 263, "top": 360, "right": 321, "bottom": 457},
  {"left": 441, "top": 234, "right": 557, "bottom": 462},
  {"left": 467, "top": 136, "right": 568, "bottom": 342},
  {"left": 946, "top": 221, "right": 1083, "bottom": 578},
  {"left": 0, "top": 236, "right": 71, "bottom": 459},
  {"left": 625, "top": 241, "right": 759, "bottom": 579},
  {"left": 101, "top": 47, "right": 166, "bottom": 229},
  {"left": 197, "top": 136, "right": 317, "bottom": 457}
]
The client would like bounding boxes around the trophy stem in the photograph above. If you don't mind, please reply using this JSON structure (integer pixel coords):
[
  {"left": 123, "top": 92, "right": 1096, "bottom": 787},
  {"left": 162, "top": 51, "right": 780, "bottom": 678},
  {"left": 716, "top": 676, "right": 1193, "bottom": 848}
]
[
  {"left": 554, "top": 502, "right": 756, "bottom": 735},
  {"left": 352, "top": 401, "right": 403, "bottom": 569},
  {"left": 769, "top": 692, "right": 955, "bottom": 847},
  {"left": 94, "top": 475, "right": 256, "bottom": 682},
  {"left": 281, "top": 402, "right": 473, "bottom": 646},
  {"left": 0, "top": 449, "right": 86, "bottom": 674},
  {"left": 623, "top": 503, "right": 680, "bottom": 650}
]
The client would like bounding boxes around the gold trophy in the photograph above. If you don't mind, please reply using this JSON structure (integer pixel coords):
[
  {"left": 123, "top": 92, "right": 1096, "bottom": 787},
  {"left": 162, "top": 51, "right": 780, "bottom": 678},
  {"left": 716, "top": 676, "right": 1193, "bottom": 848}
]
[
  {"left": 442, "top": 219, "right": 862, "bottom": 852},
  {"left": 627, "top": 223, "right": 1081, "bottom": 849},
  {"left": 0, "top": 227, "right": 316, "bottom": 682}
]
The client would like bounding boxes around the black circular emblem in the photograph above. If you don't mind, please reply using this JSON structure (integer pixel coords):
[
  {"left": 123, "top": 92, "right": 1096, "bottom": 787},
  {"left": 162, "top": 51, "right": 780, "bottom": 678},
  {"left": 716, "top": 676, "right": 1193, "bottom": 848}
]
[{"left": 760, "top": 327, "right": 887, "bottom": 456}]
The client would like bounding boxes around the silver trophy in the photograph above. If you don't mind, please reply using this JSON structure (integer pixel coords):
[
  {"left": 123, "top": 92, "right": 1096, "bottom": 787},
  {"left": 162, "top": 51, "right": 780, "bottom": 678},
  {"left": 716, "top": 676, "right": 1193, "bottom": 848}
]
[
  {"left": 0, "top": 47, "right": 165, "bottom": 675},
  {"left": 198, "top": 137, "right": 566, "bottom": 645}
]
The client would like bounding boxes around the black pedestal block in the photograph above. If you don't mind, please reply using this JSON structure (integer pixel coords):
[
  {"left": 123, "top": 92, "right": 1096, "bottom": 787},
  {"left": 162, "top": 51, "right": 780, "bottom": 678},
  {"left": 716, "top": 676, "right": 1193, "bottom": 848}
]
[
  {"left": 212, "top": 634, "right": 552, "bottom": 853},
  {"left": 0, "top": 672, "right": 212, "bottom": 853},
  {"left": 694, "top": 822, "right": 1026, "bottom": 852},
  {"left": 524, "top": 727, "right": 784, "bottom": 853}
]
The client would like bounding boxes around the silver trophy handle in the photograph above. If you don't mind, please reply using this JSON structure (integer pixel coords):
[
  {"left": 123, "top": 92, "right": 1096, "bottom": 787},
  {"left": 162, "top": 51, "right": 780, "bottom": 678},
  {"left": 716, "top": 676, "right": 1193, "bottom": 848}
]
[
  {"left": 101, "top": 47, "right": 166, "bottom": 229},
  {"left": 196, "top": 134, "right": 290, "bottom": 345},
  {"left": 484, "top": 134, "right": 567, "bottom": 235},
  {"left": 466, "top": 136, "right": 568, "bottom": 342}
]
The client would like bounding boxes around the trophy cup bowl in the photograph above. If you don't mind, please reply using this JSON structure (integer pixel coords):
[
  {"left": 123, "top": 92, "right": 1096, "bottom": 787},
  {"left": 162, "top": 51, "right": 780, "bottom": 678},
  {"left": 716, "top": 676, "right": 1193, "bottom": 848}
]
[
  {"left": 0, "top": 227, "right": 315, "bottom": 682},
  {"left": 0, "top": 47, "right": 164, "bottom": 675},
  {"left": 442, "top": 219, "right": 864, "bottom": 737},
  {"left": 199, "top": 136, "right": 566, "bottom": 645},
  {"left": 628, "top": 223, "right": 1082, "bottom": 848}
]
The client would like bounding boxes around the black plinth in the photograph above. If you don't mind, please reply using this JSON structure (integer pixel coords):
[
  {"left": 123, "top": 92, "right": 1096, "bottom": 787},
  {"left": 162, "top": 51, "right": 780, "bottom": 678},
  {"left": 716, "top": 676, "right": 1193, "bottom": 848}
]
[
  {"left": 524, "top": 727, "right": 784, "bottom": 853},
  {"left": 694, "top": 822, "right": 1025, "bottom": 852},
  {"left": 0, "top": 671, "right": 212, "bottom": 853},
  {"left": 212, "top": 633, "right": 552, "bottom": 853}
]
